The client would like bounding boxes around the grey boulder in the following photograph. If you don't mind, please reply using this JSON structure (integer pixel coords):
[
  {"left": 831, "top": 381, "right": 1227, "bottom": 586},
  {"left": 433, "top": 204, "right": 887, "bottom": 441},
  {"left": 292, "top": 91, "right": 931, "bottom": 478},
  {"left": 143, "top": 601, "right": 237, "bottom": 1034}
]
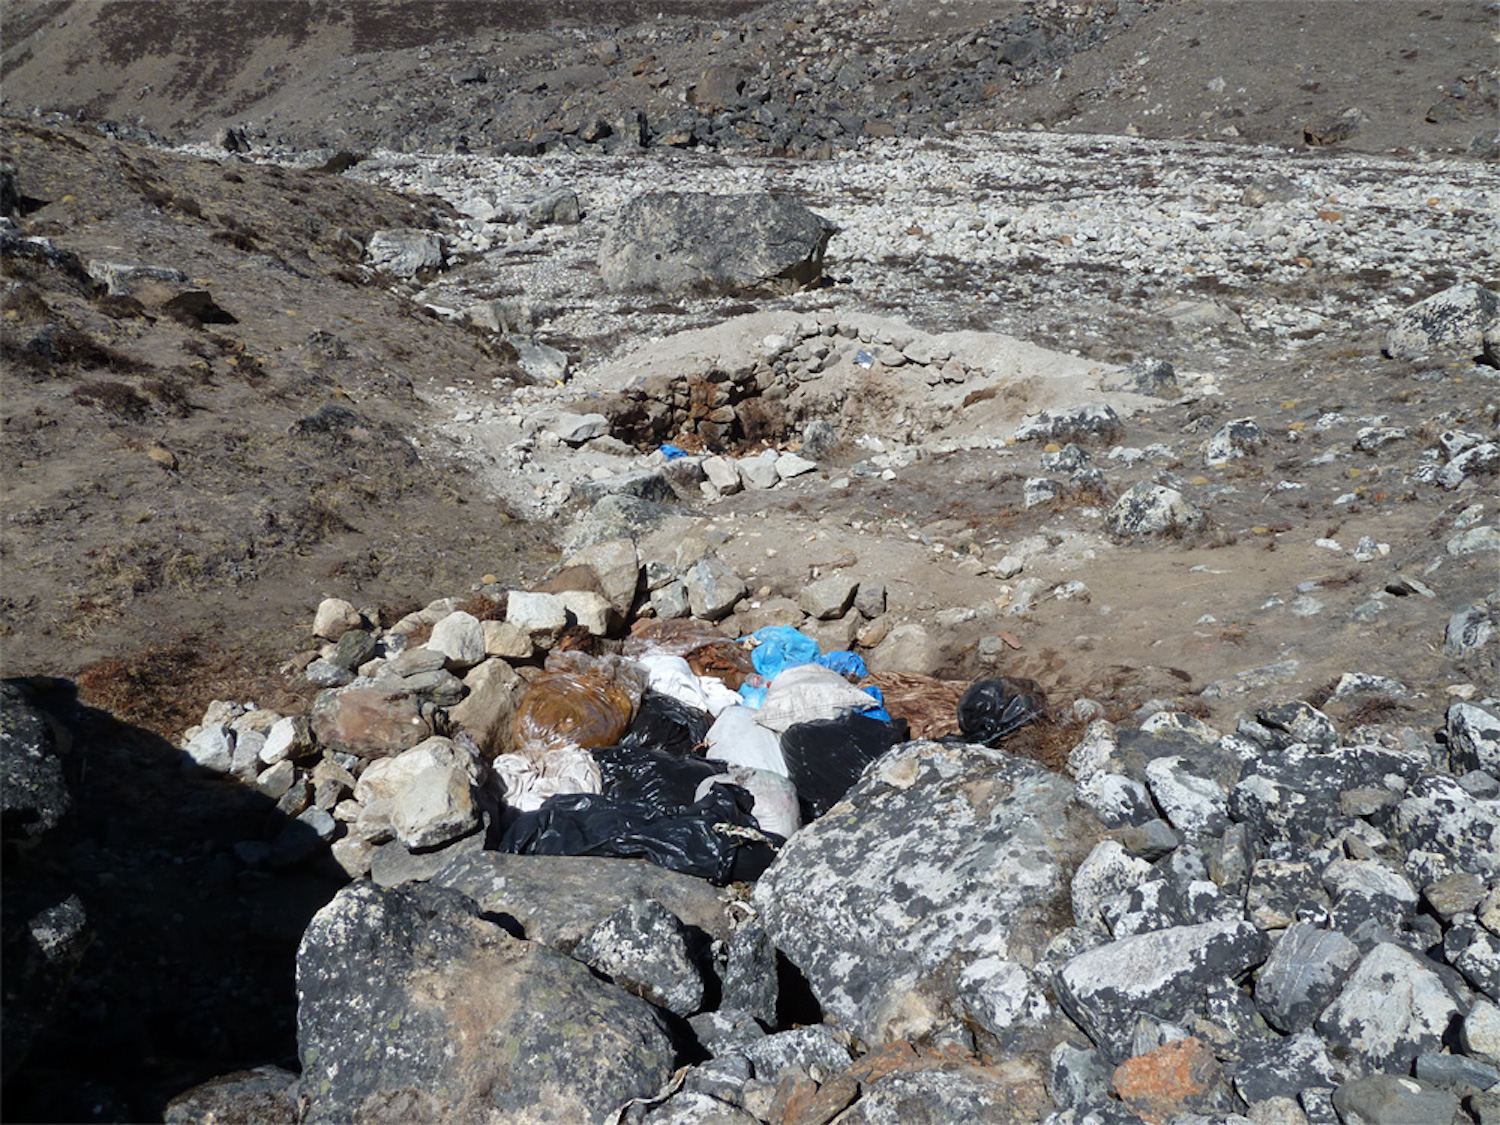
[
  {"left": 1314, "top": 941, "right": 1464, "bottom": 1072},
  {"left": 366, "top": 229, "right": 444, "bottom": 278},
  {"left": 755, "top": 740, "right": 1093, "bottom": 1046},
  {"left": 1253, "top": 922, "right": 1362, "bottom": 1033},
  {"left": 1107, "top": 482, "right": 1205, "bottom": 538},
  {"left": 1053, "top": 918, "right": 1268, "bottom": 1062},
  {"left": 1448, "top": 700, "right": 1500, "bottom": 775},
  {"left": 296, "top": 882, "right": 677, "bottom": 1125},
  {"left": 573, "top": 898, "right": 707, "bottom": 1016},
  {"left": 598, "top": 192, "right": 835, "bottom": 294},
  {"left": 1332, "top": 1073, "right": 1460, "bottom": 1125},
  {"left": 431, "top": 850, "right": 734, "bottom": 952},
  {"left": 1385, "top": 281, "right": 1498, "bottom": 361}
]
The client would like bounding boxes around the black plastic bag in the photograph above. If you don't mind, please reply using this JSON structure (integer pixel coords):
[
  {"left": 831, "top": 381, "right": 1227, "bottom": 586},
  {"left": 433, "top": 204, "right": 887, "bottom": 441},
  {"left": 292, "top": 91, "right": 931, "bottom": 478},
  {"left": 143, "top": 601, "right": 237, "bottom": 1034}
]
[
  {"left": 618, "top": 691, "right": 713, "bottom": 758},
  {"left": 592, "top": 744, "right": 723, "bottom": 810},
  {"left": 956, "top": 678, "right": 1047, "bottom": 746},
  {"left": 494, "top": 783, "right": 778, "bottom": 886},
  {"left": 779, "top": 712, "right": 910, "bottom": 823}
]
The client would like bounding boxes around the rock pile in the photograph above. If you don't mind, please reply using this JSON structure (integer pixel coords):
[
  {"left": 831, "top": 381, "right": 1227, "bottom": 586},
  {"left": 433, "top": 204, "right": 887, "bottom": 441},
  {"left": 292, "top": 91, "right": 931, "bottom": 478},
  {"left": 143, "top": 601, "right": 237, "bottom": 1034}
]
[{"left": 159, "top": 515, "right": 1500, "bottom": 1123}]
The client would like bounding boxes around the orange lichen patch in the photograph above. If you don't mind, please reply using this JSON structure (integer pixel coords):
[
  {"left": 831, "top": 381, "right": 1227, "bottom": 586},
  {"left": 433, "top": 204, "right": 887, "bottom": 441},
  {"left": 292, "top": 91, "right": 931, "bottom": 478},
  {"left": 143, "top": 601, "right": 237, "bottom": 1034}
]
[{"left": 1111, "top": 1037, "right": 1222, "bottom": 1123}]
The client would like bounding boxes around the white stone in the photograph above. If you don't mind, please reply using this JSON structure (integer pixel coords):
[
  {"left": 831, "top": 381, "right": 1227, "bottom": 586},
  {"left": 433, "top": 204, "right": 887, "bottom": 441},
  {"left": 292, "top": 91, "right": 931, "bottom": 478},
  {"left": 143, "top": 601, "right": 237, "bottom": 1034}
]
[
  {"left": 549, "top": 412, "right": 609, "bottom": 444},
  {"left": 182, "top": 725, "right": 234, "bottom": 774},
  {"left": 260, "top": 715, "right": 312, "bottom": 764},
  {"left": 482, "top": 619, "right": 533, "bottom": 659},
  {"left": 993, "top": 555, "right": 1024, "bottom": 579},
  {"left": 330, "top": 836, "right": 375, "bottom": 880},
  {"left": 775, "top": 452, "right": 818, "bottom": 480},
  {"left": 506, "top": 591, "right": 568, "bottom": 645},
  {"left": 702, "top": 455, "right": 742, "bottom": 494},
  {"left": 559, "top": 590, "right": 613, "bottom": 635},
  {"left": 1071, "top": 839, "right": 1154, "bottom": 932},
  {"left": 393, "top": 762, "right": 477, "bottom": 850},
  {"left": 738, "top": 452, "right": 782, "bottom": 490},
  {"left": 426, "top": 610, "right": 486, "bottom": 669},
  {"left": 1463, "top": 998, "right": 1500, "bottom": 1067},
  {"left": 256, "top": 759, "right": 297, "bottom": 799},
  {"left": 312, "top": 597, "right": 361, "bottom": 640},
  {"left": 1145, "top": 755, "right": 1229, "bottom": 836}
]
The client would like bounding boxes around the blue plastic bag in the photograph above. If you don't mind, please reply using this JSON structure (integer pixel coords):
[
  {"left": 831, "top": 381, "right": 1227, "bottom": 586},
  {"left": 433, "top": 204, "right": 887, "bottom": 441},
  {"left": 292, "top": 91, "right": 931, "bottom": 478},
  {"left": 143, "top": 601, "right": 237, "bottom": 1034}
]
[
  {"left": 739, "top": 675, "right": 770, "bottom": 710},
  {"left": 816, "top": 650, "right": 867, "bottom": 679},
  {"left": 660, "top": 443, "right": 688, "bottom": 461},
  {"left": 858, "top": 684, "right": 891, "bottom": 722},
  {"left": 744, "top": 625, "right": 820, "bottom": 678}
]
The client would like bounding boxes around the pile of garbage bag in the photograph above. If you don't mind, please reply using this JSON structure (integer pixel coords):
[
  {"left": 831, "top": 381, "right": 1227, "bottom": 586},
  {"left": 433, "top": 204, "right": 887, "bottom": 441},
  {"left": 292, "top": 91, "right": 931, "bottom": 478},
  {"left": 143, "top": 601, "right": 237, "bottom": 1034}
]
[{"left": 491, "top": 625, "right": 1045, "bottom": 885}]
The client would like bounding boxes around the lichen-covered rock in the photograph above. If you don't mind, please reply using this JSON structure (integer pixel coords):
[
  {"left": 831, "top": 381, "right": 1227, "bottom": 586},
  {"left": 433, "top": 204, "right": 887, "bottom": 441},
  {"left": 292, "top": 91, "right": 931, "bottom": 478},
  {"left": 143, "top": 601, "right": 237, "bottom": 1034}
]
[
  {"left": 1385, "top": 281, "right": 1498, "bottom": 360},
  {"left": 1111, "top": 1037, "right": 1229, "bottom": 1122},
  {"left": 1314, "top": 941, "right": 1464, "bottom": 1072},
  {"left": 1070, "top": 839, "right": 1154, "bottom": 933},
  {"left": 1144, "top": 754, "right": 1229, "bottom": 837},
  {"left": 1228, "top": 742, "right": 1426, "bottom": 850},
  {"left": 1013, "top": 402, "right": 1124, "bottom": 445},
  {"left": 1204, "top": 417, "right": 1263, "bottom": 466},
  {"left": 1053, "top": 919, "right": 1268, "bottom": 1062},
  {"left": 638, "top": 1091, "right": 762, "bottom": 1125},
  {"left": 1393, "top": 772, "right": 1500, "bottom": 878},
  {"left": 1230, "top": 1029, "right": 1345, "bottom": 1107},
  {"left": 742, "top": 1025, "right": 852, "bottom": 1083},
  {"left": 754, "top": 740, "right": 1093, "bottom": 1046},
  {"left": 366, "top": 228, "right": 443, "bottom": 278},
  {"left": 296, "top": 882, "right": 677, "bottom": 1125},
  {"left": 162, "top": 1065, "right": 299, "bottom": 1125},
  {"left": 573, "top": 898, "right": 706, "bottom": 1016},
  {"left": 1253, "top": 700, "right": 1340, "bottom": 753},
  {"left": 824, "top": 1056, "right": 1049, "bottom": 1124},
  {"left": 2, "top": 892, "right": 91, "bottom": 1086},
  {"left": 1449, "top": 922, "right": 1500, "bottom": 1001},
  {"left": 1253, "top": 922, "right": 1361, "bottom": 1033},
  {"left": 1107, "top": 482, "right": 1204, "bottom": 538},
  {"left": 1, "top": 680, "right": 73, "bottom": 846},
  {"left": 721, "top": 921, "right": 778, "bottom": 1027},
  {"left": 1448, "top": 700, "right": 1500, "bottom": 775},
  {"left": 431, "top": 850, "right": 734, "bottom": 952},
  {"left": 598, "top": 192, "right": 835, "bottom": 294},
  {"left": 955, "top": 957, "right": 1052, "bottom": 1036},
  {"left": 1048, "top": 1041, "right": 1113, "bottom": 1110}
]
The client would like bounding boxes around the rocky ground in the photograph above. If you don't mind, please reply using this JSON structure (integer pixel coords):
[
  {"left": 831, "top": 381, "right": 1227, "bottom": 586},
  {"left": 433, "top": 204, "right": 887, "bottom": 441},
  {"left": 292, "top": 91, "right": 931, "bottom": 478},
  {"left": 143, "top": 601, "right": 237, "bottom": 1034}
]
[
  {"left": 5, "top": 0, "right": 1497, "bottom": 159},
  {"left": 1, "top": 0, "right": 1499, "bottom": 1122}
]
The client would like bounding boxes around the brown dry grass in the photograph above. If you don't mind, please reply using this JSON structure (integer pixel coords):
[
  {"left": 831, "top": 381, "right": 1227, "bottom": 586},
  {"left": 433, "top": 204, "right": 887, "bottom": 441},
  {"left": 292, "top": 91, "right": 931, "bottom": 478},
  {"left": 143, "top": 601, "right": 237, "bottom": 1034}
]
[
  {"left": 76, "top": 636, "right": 311, "bottom": 738},
  {"left": 1000, "top": 697, "right": 1138, "bottom": 774}
]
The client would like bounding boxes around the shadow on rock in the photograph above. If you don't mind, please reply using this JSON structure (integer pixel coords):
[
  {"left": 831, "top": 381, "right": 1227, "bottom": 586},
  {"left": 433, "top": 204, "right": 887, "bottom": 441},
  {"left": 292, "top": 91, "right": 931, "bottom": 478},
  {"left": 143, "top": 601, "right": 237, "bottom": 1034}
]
[{"left": 1, "top": 677, "right": 344, "bottom": 1123}]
